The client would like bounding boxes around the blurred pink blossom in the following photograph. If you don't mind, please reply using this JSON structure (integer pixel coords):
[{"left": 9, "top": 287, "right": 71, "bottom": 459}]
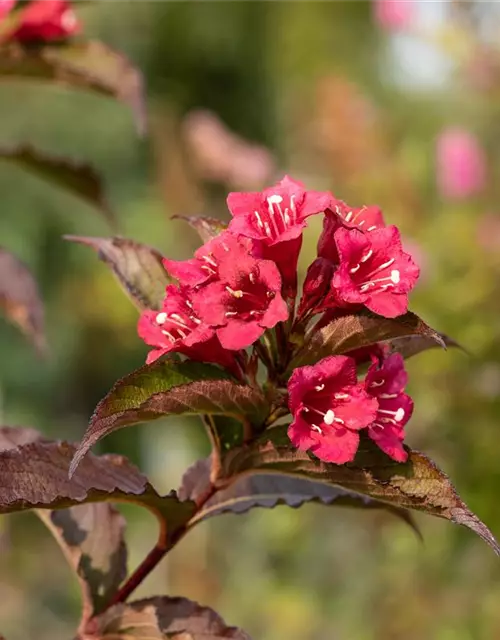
[
  {"left": 183, "top": 110, "right": 275, "bottom": 190},
  {"left": 0, "top": 0, "right": 15, "bottom": 21},
  {"left": 373, "top": 0, "right": 414, "bottom": 31},
  {"left": 436, "top": 128, "right": 487, "bottom": 200}
]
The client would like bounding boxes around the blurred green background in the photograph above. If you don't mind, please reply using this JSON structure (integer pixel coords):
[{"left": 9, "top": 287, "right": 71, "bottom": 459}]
[{"left": 1, "top": 1, "right": 500, "bottom": 638}]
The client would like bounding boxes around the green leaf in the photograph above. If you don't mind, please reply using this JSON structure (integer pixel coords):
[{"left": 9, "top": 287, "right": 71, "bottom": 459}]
[
  {"left": 70, "top": 361, "right": 268, "bottom": 476},
  {"left": 179, "top": 457, "right": 419, "bottom": 535},
  {"left": 292, "top": 311, "right": 445, "bottom": 368},
  {"left": 0, "top": 41, "right": 146, "bottom": 135},
  {"left": 65, "top": 235, "right": 171, "bottom": 311},
  {"left": 222, "top": 427, "right": 499, "bottom": 555},
  {"left": 0, "top": 247, "right": 46, "bottom": 354},
  {"left": 37, "top": 504, "right": 127, "bottom": 621},
  {"left": 0, "top": 144, "right": 115, "bottom": 226},
  {"left": 172, "top": 215, "right": 227, "bottom": 243},
  {"left": 94, "top": 596, "right": 251, "bottom": 639}
]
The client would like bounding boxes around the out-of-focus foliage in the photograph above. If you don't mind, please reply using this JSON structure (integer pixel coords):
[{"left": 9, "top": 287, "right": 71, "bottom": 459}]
[{"left": 1, "top": 2, "right": 500, "bottom": 639}]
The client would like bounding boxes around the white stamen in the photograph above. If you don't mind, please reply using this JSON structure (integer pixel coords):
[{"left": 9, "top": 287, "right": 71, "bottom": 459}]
[
  {"left": 290, "top": 194, "right": 297, "bottom": 221},
  {"left": 360, "top": 249, "right": 373, "bottom": 263},
  {"left": 203, "top": 255, "right": 217, "bottom": 267},
  {"left": 156, "top": 312, "right": 167, "bottom": 325},
  {"left": 284, "top": 210, "right": 291, "bottom": 224},
  {"left": 378, "top": 408, "right": 405, "bottom": 422},
  {"left": 201, "top": 265, "right": 216, "bottom": 274},
  {"left": 345, "top": 211, "right": 353, "bottom": 222},
  {"left": 324, "top": 409, "right": 335, "bottom": 425},
  {"left": 350, "top": 264, "right": 360, "bottom": 274},
  {"left": 254, "top": 210, "right": 264, "bottom": 229},
  {"left": 369, "top": 379, "right": 385, "bottom": 388},
  {"left": 334, "top": 393, "right": 349, "bottom": 400},
  {"left": 311, "top": 424, "right": 323, "bottom": 434},
  {"left": 358, "top": 220, "right": 365, "bottom": 227},
  {"left": 161, "top": 330, "right": 176, "bottom": 342},
  {"left": 367, "top": 225, "right": 377, "bottom": 231},
  {"left": 225, "top": 311, "right": 238, "bottom": 317},
  {"left": 264, "top": 222, "right": 272, "bottom": 237},
  {"left": 315, "top": 384, "right": 325, "bottom": 391},
  {"left": 177, "top": 329, "right": 187, "bottom": 339},
  {"left": 166, "top": 314, "right": 189, "bottom": 330},
  {"left": 190, "top": 316, "right": 201, "bottom": 324},
  {"left": 391, "top": 269, "right": 400, "bottom": 284},
  {"left": 379, "top": 393, "right": 398, "bottom": 399},
  {"left": 185, "top": 300, "right": 193, "bottom": 309},
  {"left": 267, "top": 194, "right": 283, "bottom": 204},
  {"left": 249, "top": 272, "right": 255, "bottom": 284}
]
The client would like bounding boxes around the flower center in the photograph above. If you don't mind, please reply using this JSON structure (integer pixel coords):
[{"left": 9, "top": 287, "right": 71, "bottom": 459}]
[
  {"left": 253, "top": 193, "right": 297, "bottom": 240},
  {"left": 349, "top": 254, "right": 400, "bottom": 294},
  {"left": 224, "top": 278, "right": 274, "bottom": 320},
  {"left": 155, "top": 308, "right": 200, "bottom": 343}
]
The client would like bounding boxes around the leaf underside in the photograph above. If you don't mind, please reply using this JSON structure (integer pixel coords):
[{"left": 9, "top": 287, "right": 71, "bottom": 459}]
[
  {"left": 172, "top": 215, "right": 228, "bottom": 243},
  {"left": 221, "top": 428, "right": 500, "bottom": 555}
]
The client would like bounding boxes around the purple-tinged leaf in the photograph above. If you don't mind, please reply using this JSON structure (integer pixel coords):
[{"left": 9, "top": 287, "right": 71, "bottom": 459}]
[
  {"left": 70, "top": 361, "right": 268, "bottom": 476},
  {"left": 0, "top": 248, "right": 46, "bottom": 354},
  {"left": 0, "top": 41, "right": 146, "bottom": 135},
  {"left": 172, "top": 215, "right": 228, "bottom": 243},
  {"left": 38, "top": 504, "right": 127, "bottom": 621},
  {"left": 93, "top": 596, "right": 251, "bottom": 639},
  {"left": 179, "top": 457, "right": 419, "bottom": 535},
  {"left": 0, "top": 144, "right": 115, "bottom": 226},
  {"left": 0, "top": 427, "right": 196, "bottom": 533},
  {"left": 65, "top": 235, "right": 171, "bottom": 312},
  {"left": 292, "top": 310, "right": 445, "bottom": 368},
  {"left": 221, "top": 427, "right": 499, "bottom": 555}
]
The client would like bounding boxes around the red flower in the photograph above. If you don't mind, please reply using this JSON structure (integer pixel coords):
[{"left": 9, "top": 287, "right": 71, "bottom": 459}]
[
  {"left": 318, "top": 201, "right": 386, "bottom": 263},
  {"left": 138, "top": 285, "right": 234, "bottom": 371},
  {"left": 227, "top": 175, "right": 334, "bottom": 295},
  {"left": 10, "top": 0, "right": 80, "bottom": 42},
  {"left": 192, "top": 241, "right": 288, "bottom": 350},
  {"left": 287, "top": 356, "right": 378, "bottom": 464},
  {"left": 164, "top": 232, "right": 256, "bottom": 288},
  {"left": 330, "top": 225, "right": 419, "bottom": 318},
  {"left": 364, "top": 353, "right": 413, "bottom": 462}
]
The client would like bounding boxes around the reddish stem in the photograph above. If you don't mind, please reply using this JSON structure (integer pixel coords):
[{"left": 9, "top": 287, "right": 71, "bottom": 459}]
[{"left": 108, "top": 517, "right": 173, "bottom": 607}]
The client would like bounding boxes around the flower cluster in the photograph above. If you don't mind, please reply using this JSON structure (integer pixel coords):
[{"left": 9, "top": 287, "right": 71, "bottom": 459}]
[
  {"left": 288, "top": 353, "right": 412, "bottom": 464},
  {"left": 1, "top": 0, "right": 79, "bottom": 42},
  {"left": 139, "top": 176, "right": 419, "bottom": 464}
]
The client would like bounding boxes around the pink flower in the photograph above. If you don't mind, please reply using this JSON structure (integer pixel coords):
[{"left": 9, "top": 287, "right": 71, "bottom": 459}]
[
  {"left": 330, "top": 225, "right": 419, "bottom": 318},
  {"left": 227, "top": 176, "right": 334, "bottom": 295},
  {"left": 364, "top": 353, "right": 413, "bottom": 462},
  {"left": 0, "top": 0, "right": 15, "bottom": 21},
  {"left": 138, "top": 284, "right": 234, "bottom": 371},
  {"left": 436, "top": 128, "right": 487, "bottom": 200},
  {"left": 287, "top": 356, "right": 378, "bottom": 464},
  {"left": 192, "top": 242, "right": 288, "bottom": 350},
  {"left": 373, "top": 0, "right": 414, "bottom": 31},
  {"left": 10, "top": 0, "right": 80, "bottom": 42}
]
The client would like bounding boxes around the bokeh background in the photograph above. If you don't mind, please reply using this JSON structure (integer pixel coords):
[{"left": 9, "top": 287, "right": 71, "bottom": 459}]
[{"left": 1, "top": 1, "right": 500, "bottom": 638}]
